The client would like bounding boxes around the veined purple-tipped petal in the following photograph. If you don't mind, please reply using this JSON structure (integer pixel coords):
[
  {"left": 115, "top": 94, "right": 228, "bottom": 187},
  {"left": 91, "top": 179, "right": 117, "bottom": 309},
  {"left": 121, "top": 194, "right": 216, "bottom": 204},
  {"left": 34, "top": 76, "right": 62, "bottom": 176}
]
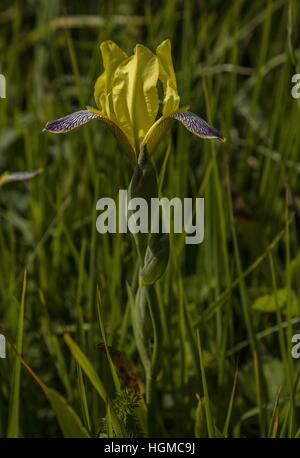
[
  {"left": 43, "top": 110, "right": 100, "bottom": 133},
  {"left": 0, "top": 169, "right": 43, "bottom": 187},
  {"left": 170, "top": 111, "right": 225, "bottom": 142}
]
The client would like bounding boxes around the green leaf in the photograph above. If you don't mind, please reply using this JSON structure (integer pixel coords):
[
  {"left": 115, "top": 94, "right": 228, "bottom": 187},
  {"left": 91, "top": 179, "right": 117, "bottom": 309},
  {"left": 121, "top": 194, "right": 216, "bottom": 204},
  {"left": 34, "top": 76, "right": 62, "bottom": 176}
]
[
  {"left": 0, "top": 170, "right": 42, "bottom": 188},
  {"left": 64, "top": 334, "right": 107, "bottom": 400},
  {"left": 8, "top": 336, "right": 90, "bottom": 438},
  {"left": 171, "top": 111, "right": 226, "bottom": 141},
  {"left": 289, "top": 252, "right": 300, "bottom": 295},
  {"left": 156, "top": 39, "right": 180, "bottom": 116}
]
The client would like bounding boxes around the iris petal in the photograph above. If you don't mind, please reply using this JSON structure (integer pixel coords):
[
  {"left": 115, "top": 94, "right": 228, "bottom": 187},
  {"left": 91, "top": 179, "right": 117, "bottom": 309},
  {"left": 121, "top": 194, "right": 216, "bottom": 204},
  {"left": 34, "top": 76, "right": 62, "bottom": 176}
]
[
  {"left": 0, "top": 170, "right": 43, "bottom": 188},
  {"left": 112, "top": 44, "right": 159, "bottom": 153},
  {"left": 43, "top": 108, "right": 136, "bottom": 163},
  {"left": 156, "top": 40, "right": 180, "bottom": 116},
  {"left": 143, "top": 109, "right": 225, "bottom": 155},
  {"left": 43, "top": 42, "right": 225, "bottom": 164}
]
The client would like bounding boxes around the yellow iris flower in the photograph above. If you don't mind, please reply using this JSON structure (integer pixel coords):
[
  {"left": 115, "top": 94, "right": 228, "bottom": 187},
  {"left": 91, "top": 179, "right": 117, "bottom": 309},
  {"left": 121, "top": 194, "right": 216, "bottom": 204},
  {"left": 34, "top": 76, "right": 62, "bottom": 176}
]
[
  {"left": 0, "top": 169, "right": 42, "bottom": 188},
  {"left": 43, "top": 40, "right": 225, "bottom": 163}
]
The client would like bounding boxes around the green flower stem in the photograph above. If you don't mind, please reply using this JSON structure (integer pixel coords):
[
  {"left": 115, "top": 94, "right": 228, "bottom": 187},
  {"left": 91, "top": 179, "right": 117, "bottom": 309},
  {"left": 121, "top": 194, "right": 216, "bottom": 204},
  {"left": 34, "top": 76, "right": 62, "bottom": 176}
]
[{"left": 145, "top": 284, "right": 161, "bottom": 437}]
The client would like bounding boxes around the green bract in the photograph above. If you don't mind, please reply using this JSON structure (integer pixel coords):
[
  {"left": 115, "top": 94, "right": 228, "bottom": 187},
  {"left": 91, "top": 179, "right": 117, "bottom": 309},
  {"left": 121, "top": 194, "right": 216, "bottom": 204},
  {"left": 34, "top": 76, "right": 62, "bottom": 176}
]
[
  {"left": 0, "top": 170, "right": 42, "bottom": 188},
  {"left": 43, "top": 40, "right": 225, "bottom": 163}
]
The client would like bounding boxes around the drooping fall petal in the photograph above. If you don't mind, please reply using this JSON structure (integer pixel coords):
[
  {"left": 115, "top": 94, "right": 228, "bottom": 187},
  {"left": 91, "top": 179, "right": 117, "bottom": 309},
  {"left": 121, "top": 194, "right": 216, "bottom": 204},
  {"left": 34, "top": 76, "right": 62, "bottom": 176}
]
[{"left": 43, "top": 110, "right": 101, "bottom": 133}]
